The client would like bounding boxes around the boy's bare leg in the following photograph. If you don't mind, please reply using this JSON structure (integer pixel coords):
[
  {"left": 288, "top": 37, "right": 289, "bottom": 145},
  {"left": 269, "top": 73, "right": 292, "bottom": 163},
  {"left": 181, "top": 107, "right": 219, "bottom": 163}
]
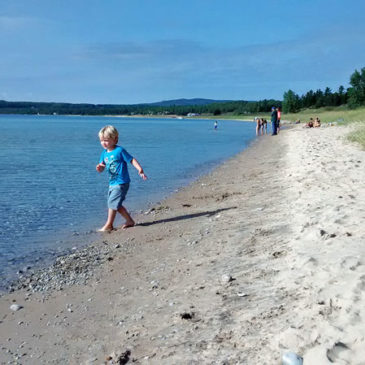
[
  {"left": 98, "top": 208, "right": 117, "bottom": 232},
  {"left": 118, "top": 205, "right": 135, "bottom": 229}
]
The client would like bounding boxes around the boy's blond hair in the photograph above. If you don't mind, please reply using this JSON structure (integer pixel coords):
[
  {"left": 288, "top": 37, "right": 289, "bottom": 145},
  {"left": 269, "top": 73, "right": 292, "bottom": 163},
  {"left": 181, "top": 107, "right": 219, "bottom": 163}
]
[{"left": 98, "top": 125, "right": 119, "bottom": 140}]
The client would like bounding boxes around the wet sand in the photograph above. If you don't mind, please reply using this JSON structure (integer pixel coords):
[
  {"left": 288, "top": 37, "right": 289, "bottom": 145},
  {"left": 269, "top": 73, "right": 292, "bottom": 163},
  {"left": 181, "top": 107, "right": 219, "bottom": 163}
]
[{"left": 1, "top": 124, "right": 364, "bottom": 364}]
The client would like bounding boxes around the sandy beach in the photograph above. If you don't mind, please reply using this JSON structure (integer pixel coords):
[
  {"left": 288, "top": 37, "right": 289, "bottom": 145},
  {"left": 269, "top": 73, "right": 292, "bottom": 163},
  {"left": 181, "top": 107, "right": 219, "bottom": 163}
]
[{"left": 1, "top": 123, "right": 364, "bottom": 364}]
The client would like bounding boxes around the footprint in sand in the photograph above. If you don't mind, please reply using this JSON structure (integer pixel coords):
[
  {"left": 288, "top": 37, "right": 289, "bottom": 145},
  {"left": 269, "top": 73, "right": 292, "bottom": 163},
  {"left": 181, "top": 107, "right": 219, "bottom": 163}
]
[
  {"left": 326, "top": 342, "right": 350, "bottom": 363},
  {"left": 355, "top": 275, "right": 365, "bottom": 291},
  {"left": 302, "top": 257, "right": 318, "bottom": 270},
  {"left": 340, "top": 256, "right": 361, "bottom": 271}
]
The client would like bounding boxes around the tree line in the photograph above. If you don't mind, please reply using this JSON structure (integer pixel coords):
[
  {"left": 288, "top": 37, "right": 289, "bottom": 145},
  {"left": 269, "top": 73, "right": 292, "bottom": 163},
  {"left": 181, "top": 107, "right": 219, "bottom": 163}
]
[
  {"left": 0, "top": 99, "right": 282, "bottom": 117},
  {"left": 282, "top": 67, "right": 365, "bottom": 113}
]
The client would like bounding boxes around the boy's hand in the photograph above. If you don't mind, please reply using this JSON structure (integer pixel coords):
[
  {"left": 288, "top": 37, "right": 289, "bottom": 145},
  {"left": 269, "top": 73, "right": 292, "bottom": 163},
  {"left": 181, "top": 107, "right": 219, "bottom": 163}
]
[
  {"left": 96, "top": 163, "right": 105, "bottom": 172},
  {"left": 139, "top": 171, "right": 148, "bottom": 180},
  {"left": 131, "top": 159, "right": 147, "bottom": 180}
]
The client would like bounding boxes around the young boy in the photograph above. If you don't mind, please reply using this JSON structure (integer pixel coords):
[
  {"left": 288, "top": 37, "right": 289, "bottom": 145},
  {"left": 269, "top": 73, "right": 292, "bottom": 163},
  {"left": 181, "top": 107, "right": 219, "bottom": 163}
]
[{"left": 96, "top": 125, "right": 147, "bottom": 232}]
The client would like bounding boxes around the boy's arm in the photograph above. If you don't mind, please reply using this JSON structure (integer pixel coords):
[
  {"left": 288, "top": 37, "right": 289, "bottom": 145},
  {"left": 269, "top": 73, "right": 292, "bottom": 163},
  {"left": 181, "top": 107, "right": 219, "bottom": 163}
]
[
  {"left": 96, "top": 151, "right": 106, "bottom": 172},
  {"left": 131, "top": 158, "right": 147, "bottom": 180}
]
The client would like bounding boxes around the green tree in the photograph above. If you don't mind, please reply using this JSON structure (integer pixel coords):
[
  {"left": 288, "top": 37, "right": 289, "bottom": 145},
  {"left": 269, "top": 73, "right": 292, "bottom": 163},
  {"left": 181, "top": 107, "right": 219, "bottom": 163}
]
[
  {"left": 302, "top": 89, "right": 316, "bottom": 108},
  {"left": 314, "top": 89, "right": 325, "bottom": 108},
  {"left": 282, "top": 89, "right": 300, "bottom": 113},
  {"left": 338, "top": 85, "right": 347, "bottom": 105},
  {"left": 323, "top": 87, "right": 334, "bottom": 106},
  {"left": 348, "top": 68, "right": 365, "bottom": 108}
]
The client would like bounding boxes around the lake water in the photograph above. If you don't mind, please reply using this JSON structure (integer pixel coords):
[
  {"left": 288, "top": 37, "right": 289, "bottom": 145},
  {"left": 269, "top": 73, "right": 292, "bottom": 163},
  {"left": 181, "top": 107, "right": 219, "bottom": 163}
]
[{"left": 0, "top": 114, "right": 255, "bottom": 287}]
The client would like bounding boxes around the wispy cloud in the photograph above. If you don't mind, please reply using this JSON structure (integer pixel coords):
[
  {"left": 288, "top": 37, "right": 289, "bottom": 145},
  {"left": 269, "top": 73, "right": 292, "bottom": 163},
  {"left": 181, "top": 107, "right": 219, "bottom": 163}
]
[
  {"left": 0, "top": 15, "right": 38, "bottom": 31},
  {"left": 76, "top": 39, "right": 204, "bottom": 62},
  {"left": 76, "top": 26, "right": 364, "bottom": 90}
]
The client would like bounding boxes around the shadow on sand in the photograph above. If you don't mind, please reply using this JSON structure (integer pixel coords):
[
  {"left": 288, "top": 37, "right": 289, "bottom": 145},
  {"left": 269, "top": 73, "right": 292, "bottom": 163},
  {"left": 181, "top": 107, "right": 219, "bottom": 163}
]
[{"left": 138, "top": 206, "right": 237, "bottom": 227}]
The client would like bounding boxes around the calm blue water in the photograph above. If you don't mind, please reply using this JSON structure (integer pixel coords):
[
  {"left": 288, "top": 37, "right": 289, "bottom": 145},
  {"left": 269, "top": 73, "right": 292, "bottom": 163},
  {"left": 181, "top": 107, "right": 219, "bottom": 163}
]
[{"left": 0, "top": 114, "right": 255, "bottom": 286}]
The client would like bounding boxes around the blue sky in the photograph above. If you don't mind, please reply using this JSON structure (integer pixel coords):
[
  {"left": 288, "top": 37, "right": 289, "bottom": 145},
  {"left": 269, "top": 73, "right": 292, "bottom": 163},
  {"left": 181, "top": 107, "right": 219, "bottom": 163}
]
[{"left": 1, "top": 0, "right": 365, "bottom": 104}]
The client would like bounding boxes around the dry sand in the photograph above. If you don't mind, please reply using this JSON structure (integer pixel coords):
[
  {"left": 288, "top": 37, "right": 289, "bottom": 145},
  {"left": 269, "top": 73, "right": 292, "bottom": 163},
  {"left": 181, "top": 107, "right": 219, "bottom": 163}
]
[{"left": 1, "top": 124, "right": 364, "bottom": 364}]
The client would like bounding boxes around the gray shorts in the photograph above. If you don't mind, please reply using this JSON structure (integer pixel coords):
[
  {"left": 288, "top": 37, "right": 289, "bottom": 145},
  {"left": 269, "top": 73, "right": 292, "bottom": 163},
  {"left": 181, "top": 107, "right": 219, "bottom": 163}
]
[{"left": 107, "top": 183, "right": 129, "bottom": 210}]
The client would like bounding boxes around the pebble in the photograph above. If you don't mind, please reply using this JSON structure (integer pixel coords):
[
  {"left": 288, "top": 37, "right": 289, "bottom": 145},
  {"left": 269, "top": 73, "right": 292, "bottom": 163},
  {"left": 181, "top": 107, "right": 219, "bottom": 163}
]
[
  {"left": 7, "top": 240, "right": 121, "bottom": 294},
  {"left": 221, "top": 274, "right": 233, "bottom": 284},
  {"left": 10, "top": 304, "right": 23, "bottom": 311},
  {"left": 150, "top": 280, "right": 159, "bottom": 289},
  {"left": 282, "top": 351, "right": 303, "bottom": 365}
]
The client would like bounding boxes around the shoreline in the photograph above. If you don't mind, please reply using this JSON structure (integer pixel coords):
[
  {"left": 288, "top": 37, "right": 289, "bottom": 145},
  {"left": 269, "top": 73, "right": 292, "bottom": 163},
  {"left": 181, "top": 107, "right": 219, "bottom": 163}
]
[
  {"left": 1, "top": 133, "right": 258, "bottom": 293},
  {"left": 1, "top": 124, "right": 364, "bottom": 363}
]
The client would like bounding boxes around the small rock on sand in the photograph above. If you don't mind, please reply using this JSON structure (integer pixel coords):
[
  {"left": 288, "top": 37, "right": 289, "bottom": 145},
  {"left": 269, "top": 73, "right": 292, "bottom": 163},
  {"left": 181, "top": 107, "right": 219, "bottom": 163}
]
[
  {"left": 221, "top": 274, "right": 233, "bottom": 284},
  {"left": 10, "top": 304, "right": 23, "bottom": 311}
]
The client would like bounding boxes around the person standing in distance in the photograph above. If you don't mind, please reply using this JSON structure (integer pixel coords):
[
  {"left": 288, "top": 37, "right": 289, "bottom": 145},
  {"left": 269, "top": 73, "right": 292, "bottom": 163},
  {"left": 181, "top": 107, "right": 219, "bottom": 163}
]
[
  {"left": 277, "top": 107, "right": 281, "bottom": 133},
  {"left": 271, "top": 106, "right": 278, "bottom": 135}
]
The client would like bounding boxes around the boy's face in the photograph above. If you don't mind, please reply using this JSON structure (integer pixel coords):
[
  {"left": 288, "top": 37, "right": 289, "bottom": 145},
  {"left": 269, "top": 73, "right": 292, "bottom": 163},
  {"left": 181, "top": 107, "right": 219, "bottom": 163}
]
[{"left": 100, "top": 135, "right": 117, "bottom": 151}]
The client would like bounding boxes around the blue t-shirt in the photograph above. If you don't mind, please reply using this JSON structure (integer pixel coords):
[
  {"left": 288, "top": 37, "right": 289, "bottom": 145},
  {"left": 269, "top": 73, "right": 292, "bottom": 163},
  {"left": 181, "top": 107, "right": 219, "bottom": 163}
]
[{"left": 99, "top": 145, "right": 133, "bottom": 186}]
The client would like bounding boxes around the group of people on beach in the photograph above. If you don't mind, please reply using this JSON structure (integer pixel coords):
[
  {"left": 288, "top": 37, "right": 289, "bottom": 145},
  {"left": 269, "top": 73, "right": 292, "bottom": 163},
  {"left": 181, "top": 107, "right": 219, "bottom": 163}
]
[
  {"left": 255, "top": 106, "right": 281, "bottom": 136},
  {"left": 255, "top": 118, "right": 268, "bottom": 135},
  {"left": 304, "top": 117, "right": 321, "bottom": 128}
]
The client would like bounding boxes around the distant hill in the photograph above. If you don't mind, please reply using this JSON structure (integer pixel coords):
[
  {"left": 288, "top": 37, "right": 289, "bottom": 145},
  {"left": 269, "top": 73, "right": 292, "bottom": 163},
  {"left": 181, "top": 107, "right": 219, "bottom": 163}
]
[
  {"left": 147, "top": 98, "right": 233, "bottom": 107},
  {"left": 0, "top": 98, "right": 236, "bottom": 116}
]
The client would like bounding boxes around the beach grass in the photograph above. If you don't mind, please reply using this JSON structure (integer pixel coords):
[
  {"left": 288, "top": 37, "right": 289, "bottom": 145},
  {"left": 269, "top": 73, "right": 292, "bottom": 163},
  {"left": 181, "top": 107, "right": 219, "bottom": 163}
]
[
  {"left": 282, "top": 106, "right": 365, "bottom": 149},
  {"left": 282, "top": 106, "right": 365, "bottom": 125},
  {"left": 347, "top": 124, "right": 365, "bottom": 149}
]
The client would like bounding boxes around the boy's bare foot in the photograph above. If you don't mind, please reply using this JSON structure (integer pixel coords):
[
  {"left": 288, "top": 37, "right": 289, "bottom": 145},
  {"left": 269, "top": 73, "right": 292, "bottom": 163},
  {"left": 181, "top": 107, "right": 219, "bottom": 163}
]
[
  {"left": 97, "top": 225, "right": 114, "bottom": 232},
  {"left": 122, "top": 219, "right": 135, "bottom": 229}
]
